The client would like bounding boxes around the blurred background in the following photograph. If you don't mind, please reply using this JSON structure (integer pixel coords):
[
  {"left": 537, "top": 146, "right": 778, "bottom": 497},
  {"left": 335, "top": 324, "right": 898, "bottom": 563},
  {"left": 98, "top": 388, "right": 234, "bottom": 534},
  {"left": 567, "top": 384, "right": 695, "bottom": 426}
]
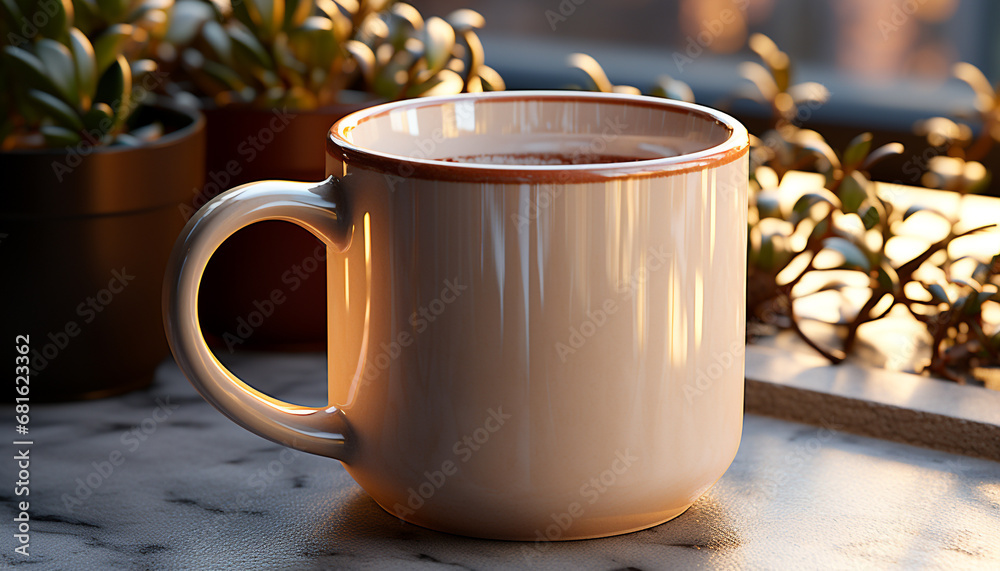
[{"left": 416, "top": 0, "right": 997, "bottom": 137}]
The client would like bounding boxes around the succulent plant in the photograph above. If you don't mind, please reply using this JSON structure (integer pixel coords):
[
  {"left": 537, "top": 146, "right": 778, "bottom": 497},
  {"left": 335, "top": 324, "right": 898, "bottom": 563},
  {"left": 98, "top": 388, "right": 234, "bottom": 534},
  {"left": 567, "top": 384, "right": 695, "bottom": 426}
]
[
  {"left": 568, "top": 52, "right": 692, "bottom": 102},
  {"left": 914, "top": 62, "right": 998, "bottom": 194},
  {"left": 169, "top": 0, "right": 503, "bottom": 110},
  {"left": 1, "top": 0, "right": 168, "bottom": 149},
  {"left": 569, "top": 35, "right": 1000, "bottom": 385}
]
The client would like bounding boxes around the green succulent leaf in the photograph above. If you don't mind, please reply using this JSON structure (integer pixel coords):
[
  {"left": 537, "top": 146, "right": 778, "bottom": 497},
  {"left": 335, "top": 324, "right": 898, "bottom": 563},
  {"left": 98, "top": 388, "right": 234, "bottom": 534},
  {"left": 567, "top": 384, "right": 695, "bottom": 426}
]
[
  {"left": 40, "top": 124, "right": 81, "bottom": 146},
  {"left": 287, "top": 17, "right": 336, "bottom": 72},
  {"left": 96, "top": 0, "right": 129, "bottom": 22},
  {"left": 422, "top": 16, "right": 455, "bottom": 75},
  {"left": 2, "top": 45, "right": 61, "bottom": 96},
  {"left": 94, "top": 54, "right": 131, "bottom": 132},
  {"left": 859, "top": 203, "right": 880, "bottom": 230},
  {"left": 200, "top": 20, "right": 233, "bottom": 65},
  {"left": 823, "top": 237, "right": 870, "bottom": 272},
  {"left": 838, "top": 171, "right": 869, "bottom": 213},
  {"left": 93, "top": 24, "right": 134, "bottom": 77},
  {"left": 926, "top": 283, "right": 951, "bottom": 304},
  {"left": 843, "top": 132, "right": 872, "bottom": 171},
  {"left": 35, "top": 0, "right": 73, "bottom": 40},
  {"left": 228, "top": 22, "right": 275, "bottom": 71},
  {"left": 27, "top": 88, "right": 84, "bottom": 131},
  {"left": 790, "top": 189, "right": 840, "bottom": 226},
  {"left": 36, "top": 38, "right": 78, "bottom": 107},
  {"left": 68, "top": 28, "right": 98, "bottom": 109},
  {"left": 82, "top": 101, "right": 115, "bottom": 135},
  {"left": 164, "top": 0, "right": 217, "bottom": 46}
]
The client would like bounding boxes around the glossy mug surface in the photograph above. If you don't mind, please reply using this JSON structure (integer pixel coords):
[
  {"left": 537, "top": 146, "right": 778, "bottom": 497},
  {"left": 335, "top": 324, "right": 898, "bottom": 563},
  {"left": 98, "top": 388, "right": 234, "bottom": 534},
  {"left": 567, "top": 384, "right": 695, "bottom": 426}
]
[{"left": 163, "top": 91, "right": 749, "bottom": 540}]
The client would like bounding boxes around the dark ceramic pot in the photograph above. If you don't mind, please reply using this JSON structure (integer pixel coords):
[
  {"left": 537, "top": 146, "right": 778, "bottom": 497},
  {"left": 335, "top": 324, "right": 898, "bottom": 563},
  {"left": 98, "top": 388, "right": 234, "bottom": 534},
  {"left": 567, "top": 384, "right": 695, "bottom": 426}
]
[
  {"left": 0, "top": 102, "right": 205, "bottom": 401},
  {"left": 195, "top": 95, "right": 379, "bottom": 351}
]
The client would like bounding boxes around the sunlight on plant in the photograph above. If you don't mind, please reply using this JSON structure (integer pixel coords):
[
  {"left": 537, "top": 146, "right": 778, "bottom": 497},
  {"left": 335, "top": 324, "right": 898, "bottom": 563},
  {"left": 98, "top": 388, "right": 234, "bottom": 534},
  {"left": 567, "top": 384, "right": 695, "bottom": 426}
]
[
  {"left": 166, "top": 0, "right": 503, "bottom": 109},
  {"left": 1, "top": 0, "right": 167, "bottom": 149},
  {"left": 569, "top": 34, "right": 1000, "bottom": 385}
]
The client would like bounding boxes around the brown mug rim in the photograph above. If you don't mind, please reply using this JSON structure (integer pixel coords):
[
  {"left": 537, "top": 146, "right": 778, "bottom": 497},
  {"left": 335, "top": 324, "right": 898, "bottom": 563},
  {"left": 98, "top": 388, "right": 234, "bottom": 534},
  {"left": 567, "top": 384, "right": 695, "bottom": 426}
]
[{"left": 327, "top": 90, "right": 749, "bottom": 184}]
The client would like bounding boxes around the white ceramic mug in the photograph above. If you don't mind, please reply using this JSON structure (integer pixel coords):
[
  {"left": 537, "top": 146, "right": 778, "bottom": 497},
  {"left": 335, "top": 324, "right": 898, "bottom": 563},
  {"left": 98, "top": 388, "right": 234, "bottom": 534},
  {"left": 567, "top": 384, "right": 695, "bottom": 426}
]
[{"left": 163, "top": 91, "right": 749, "bottom": 540}]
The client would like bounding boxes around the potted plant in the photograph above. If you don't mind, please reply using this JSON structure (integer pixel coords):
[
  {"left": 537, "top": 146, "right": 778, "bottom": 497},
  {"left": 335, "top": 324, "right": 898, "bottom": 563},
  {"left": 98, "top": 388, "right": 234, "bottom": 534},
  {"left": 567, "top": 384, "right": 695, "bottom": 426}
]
[
  {"left": 570, "top": 35, "right": 1000, "bottom": 389},
  {"left": 0, "top": 0, "right": 205, "bottom": 401},
  {"left": 160, "top": 0, "right": 503, "bottom": 351}
]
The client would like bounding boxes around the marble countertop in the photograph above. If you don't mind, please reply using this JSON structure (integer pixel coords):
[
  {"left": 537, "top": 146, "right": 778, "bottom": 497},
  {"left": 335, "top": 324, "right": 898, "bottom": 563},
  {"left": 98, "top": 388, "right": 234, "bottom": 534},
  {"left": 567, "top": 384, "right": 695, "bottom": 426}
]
[{"left": 5, "top": 353, "right": 999, "bottom": 570}]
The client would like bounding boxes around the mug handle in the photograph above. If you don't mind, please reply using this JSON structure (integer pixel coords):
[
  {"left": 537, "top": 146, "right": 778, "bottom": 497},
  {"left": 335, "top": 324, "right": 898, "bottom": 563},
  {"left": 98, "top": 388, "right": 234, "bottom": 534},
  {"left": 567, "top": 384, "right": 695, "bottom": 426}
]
[{"left": 163, "top": 177, "right": 353, "bottom": 462}]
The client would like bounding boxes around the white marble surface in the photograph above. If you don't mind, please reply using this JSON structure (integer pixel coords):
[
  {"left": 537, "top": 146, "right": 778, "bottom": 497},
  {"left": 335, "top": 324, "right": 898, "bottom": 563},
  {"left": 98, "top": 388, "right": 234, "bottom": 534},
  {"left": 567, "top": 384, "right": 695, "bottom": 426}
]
[{"left": 3, "top": 353, "right": 999, "bottom": 569}]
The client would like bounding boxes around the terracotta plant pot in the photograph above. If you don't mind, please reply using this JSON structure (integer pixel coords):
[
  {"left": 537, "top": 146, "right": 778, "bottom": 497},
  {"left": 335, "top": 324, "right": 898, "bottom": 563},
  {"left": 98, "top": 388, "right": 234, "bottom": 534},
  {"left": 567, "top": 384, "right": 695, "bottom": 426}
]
[
  {"left": 194, "top": 95, "right": 379, "bottom": 352},
  {"left": 0, "top": 102, "right": 205, "bottom": 402}
]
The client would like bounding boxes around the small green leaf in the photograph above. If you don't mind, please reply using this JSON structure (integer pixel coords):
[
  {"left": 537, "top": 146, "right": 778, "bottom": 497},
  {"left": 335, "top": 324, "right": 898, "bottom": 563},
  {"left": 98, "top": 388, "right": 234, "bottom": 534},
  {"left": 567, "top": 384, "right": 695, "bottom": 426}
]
[
  {"left": 228, "top": 22, "right": 275, "bottom": 70},
  {"left": 843, "top": 132, "right": 872, "bottom": 170},
  {"left": 2, "top": 45, "right": 60, "bottom": 95},
  {"left": 838, "top": 171, "right": 871, "bottom": 213},
  {"left": 36, "top": 38, "right": 78, "bottom": 107},
  {"left": 96, "top": 0, "right": 129, "bottom": 22},
  {"left": 422, "top": 16, "right": 455, "bottom": 75},
  {"left": 94, "top": 54, "right": 131, "bottom": 132},
  {"left": 35, "top": 0, "right": 73, "bottom": 40},
  {"left": 200, "top": 20, "right": 234, "bottom": 65},
  {"left": 27, "top": 89, "right": 84, "bottom": 131},
  {"left": 93, "top": 24, "right": 134, "bottom": 77},
  {"left": 927, "top": 283, "right": 950, "bottom": 304},
  {"left": 790, "top": 189, "right": 840, "bottom": 226},
  {"left": 68, "top": 29, "right": 98, "bottom": 109},
  {"left": 82, "top": 102, "right": 114, "bottom": 135},
  {"left": 859, "top": 204, "right": 879, "bottom": 230},
  {"left": 40, "top": 124, "right": 81, "bottom": 146},
  {"left": 823, "top": 237, "right": 870, "bottom": 272},
  {"left": 288, "top": 17, "right": 337, "bottom": 73}
]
